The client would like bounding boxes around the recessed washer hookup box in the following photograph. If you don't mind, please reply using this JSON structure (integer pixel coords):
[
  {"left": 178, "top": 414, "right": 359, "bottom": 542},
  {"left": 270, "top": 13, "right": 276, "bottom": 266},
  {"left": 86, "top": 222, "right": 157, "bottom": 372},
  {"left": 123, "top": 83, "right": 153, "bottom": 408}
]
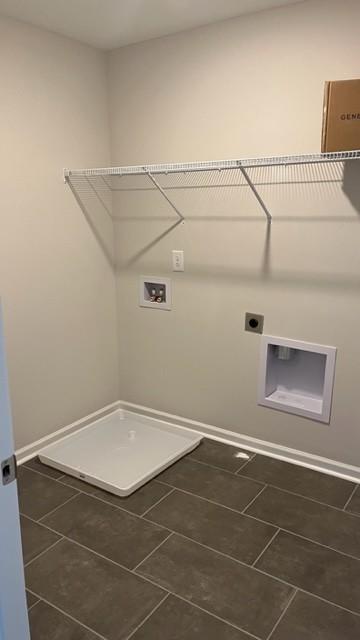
[{"left": 321, "top": 79, "right": 360, "bottom": 152}]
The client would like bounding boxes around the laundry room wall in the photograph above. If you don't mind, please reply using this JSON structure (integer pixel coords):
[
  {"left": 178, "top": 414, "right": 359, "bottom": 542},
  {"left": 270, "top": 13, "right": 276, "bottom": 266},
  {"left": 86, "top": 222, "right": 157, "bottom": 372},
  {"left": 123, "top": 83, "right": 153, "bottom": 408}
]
[
  {"left": 109, "top": 0, "right": 360, "bottom": 466},
  {"left": 0, "top": 15, "right": 119, "bottom": 449}
]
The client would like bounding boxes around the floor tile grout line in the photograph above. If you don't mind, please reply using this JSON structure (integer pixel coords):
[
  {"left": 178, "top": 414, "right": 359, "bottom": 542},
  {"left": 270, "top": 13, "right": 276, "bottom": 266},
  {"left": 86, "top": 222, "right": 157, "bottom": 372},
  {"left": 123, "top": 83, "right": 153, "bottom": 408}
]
[
  {"left": 52, "top": 487, "right": 173, "bottom": 532},
  {"left": 19, "top": 463, "right": 65, "bottom": 483},
  {"left": 36, "top": 453, "right": 360, "bottom": 517},
  {"left": 140, "top": 487, "right": 175, "bottom": 517},
  {"left": 166, "top": 530, "right": 273, "bottom": 578},
  {"left": 251, "top": 528, "right": 281, "bottom": 567},
  {"left": 22, "top": 510, "right": 172, "bottom": 583},
  {"left": 27, "top": 588, "right": 41, "bottom": 600},
  {"left": 124, "top": 592, "right": 170, "bottom": 640},
  {"left": 243, "top": 512, "right": 360, "bottom": 564},
  {"left": 56, "top": 467, "right": 360, "bottom": 521},
  {"left": 53, "top": 468, "right": 360, "bottom": 526},
  {"left": 27, "top": 598, "right": 41, "bottom": 612},
  {"left": 290, "top": 529, "right": 360, "bottom": 563},
  {"left": 24, "top": 537, "right": 64, "bottom": 568},
  {"left": 240, "top": 484, "right": 268, "bottom": 513},
  {"left": 29, "top": 581, "right": 261, "bottom": 640},
  {"left": 171, "top": 593, "right": 263, "bottom": 640},
  {"left": 53, "top": 472, "right": 267, "bottom": 526},
  {"left": 27, "top": 516, "right": 360, "bottom": 616},
  {"left": 54, "top": 476, "right": 167, "bottom": 519},
  {"left": 302, "top": 590, "right": 360, "bottom": 619},
  {"left": 21, "top": 461, "right": 360, "bottom": 632},
  {"left": 266, "top": 588, "right": 298, "bottom": 640},
  {"left": 37, "top": 492, "right": 80, "bottom": 523},
  {"left": 235, "top": 475, "right": 360, "bottom": 516},
  {"left": 26, "top": 591, "right": 109, "bottom": 640},
  {"left": 23, "top": 473, "right": 360, "bottom": 567},
  {"left": 55, "top": 479, "right": 129, "bottom": 504},
  {"left": 155, "top": 485, "right": 256, "bottom": 516},
  {"left": 29, "top": 563, "right": 259, "bottom": 640},
  {"left": 22, "top": 473, "right": 360, "bottom": 567},
  {"left": 50, "top": 460, "right": 360, "bottom": 534},
  {"left": 188, "top": 455, "right": 247, "bottom": 476},
  {"left": 136, "top": 527, "right": 278, "bottom": 580},
  {"left": 252, "top": 567, "right": 360, "bottom": 620},
  {"left": 57, "top": 464, "right": 358, "bottom": 536},
  {"left": 135, "top": 530, "right": 360, "bottom": 619},
  {"left": 345, "top": 507, "right": 360, "bottom": 518},
  {"left": 26, "top": 457, "right": 360, "bottom": 515},
  {"left": 23, "top": 514, "right": 360, "bottom": 622},
  {"left": 24, "top": 509, "right": 258, "bottom": 573},
  {"left": 22, "top": 507, "right": 165, "bottom": 540},
  {"left": 22, "top": 506, "right": 273, "bottom": 584},
  {"left": 343, "top": 484, "right": 359, "bottom": 511},
  {"left": 143, "top": 492, "right": 360, "bottom": 565},
  {"left": 133, "top": 532, "right": 174, "bottom": 572},
  {"left": 67, "top": 538, "right": 171, "bottom": 594},
  {"left": 235, "top": 455, "right": 256, "bottom": 475},
  {"left": 155, "top": 480, "right": 267, "bottom": 515},
  {"left": 25, "top": 530, "right": 172, "bottom": 597}
]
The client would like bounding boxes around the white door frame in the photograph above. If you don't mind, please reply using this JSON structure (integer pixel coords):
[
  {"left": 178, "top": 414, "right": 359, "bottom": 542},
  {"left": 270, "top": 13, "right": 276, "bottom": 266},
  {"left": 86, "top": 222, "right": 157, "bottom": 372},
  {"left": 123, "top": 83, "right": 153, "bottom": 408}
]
[{"left": 0, "top": 302, "right": 30, "bottom": 640}]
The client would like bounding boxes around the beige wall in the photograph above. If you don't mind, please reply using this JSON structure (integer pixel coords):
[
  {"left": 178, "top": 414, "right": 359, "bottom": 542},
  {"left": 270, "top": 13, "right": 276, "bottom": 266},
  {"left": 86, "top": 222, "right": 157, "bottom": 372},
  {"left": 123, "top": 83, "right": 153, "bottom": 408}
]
[
  {"left": 0, "top": 16, "right": 119, "bottom": 449},
  {"left": 109, "top": 0, "right": 360, "bottom": 466}
]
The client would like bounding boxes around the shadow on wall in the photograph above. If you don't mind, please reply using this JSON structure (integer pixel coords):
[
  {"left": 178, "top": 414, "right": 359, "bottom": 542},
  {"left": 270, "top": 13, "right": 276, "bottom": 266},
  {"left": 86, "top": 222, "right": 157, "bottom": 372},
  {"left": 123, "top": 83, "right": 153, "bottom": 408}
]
[
  {"left": 66, "top": 160, "right": 360, "bottom": 291},
  {"left": 342, "top": 160, "right": 360, "bottom": 213},
  {"left": 67, "top": 176, "right": 115, "bottom": 268}
]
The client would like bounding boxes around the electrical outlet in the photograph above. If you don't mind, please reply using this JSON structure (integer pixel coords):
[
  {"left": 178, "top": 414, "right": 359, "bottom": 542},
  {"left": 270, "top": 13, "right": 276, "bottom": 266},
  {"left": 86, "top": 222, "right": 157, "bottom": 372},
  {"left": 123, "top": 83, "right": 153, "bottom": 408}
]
[
  {"left": 245, "top": 312, "right": 264, "bottom": 334},
  {"left": 172, "top": 250, "right": 184, "bottom": 272}
]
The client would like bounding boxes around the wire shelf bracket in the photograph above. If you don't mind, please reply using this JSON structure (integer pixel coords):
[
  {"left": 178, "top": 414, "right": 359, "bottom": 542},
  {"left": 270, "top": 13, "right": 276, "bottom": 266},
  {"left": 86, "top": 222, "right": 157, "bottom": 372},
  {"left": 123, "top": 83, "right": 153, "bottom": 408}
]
[
  {"left": 145, "top": 169, "right": 184, "bottom": 221},
  {"left": 238, "top": 164, "right": 272, "bottom": 224}
]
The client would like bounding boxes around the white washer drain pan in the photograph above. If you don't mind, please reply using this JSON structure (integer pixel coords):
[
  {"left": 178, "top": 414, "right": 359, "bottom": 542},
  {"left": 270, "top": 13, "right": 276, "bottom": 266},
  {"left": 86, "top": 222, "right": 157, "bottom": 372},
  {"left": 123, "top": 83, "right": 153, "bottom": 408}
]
[{"left": 39, "top": 410, "right": 202, "bottom": 496}]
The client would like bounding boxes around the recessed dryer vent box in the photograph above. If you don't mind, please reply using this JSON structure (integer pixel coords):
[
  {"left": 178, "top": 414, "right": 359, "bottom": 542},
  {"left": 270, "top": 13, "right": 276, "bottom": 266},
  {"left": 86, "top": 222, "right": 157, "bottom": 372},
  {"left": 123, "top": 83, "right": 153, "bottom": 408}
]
[
  {"left": 139, "top": 275, "right": 172, "bottom": 310},
  {"left": 258, "top": 336, "right": 336, "bottom": 423}
]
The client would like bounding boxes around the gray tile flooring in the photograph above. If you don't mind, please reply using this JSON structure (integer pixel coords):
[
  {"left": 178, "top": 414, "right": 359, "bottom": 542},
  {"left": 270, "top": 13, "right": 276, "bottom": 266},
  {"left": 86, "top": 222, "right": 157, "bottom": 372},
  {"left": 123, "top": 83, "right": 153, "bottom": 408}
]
[
  {"left": 346, "top": 485, "right": 360, "bottom": 515},
  {"left": 18, "top": 438, "right": 360, "bottom": 639}
]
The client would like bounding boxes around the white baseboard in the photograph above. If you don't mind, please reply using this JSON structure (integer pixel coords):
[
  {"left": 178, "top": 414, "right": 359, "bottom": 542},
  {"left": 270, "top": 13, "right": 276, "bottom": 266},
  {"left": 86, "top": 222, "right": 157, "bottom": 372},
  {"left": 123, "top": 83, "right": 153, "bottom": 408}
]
[
  {"left": 16, "top": 401, "right": 121, "bottom": 464},
  {"left": 16, "top": 397, "right": 360, "bottom": 484},
  {"left": 119, "top": 400, "right": 360, "bottom": 483}
]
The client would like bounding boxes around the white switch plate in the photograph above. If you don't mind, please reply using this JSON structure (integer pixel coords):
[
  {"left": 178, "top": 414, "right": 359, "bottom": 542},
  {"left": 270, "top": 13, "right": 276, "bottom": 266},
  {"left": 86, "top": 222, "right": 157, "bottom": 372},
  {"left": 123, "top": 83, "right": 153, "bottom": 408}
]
[{"left": 172, "top": 250, "right": 184, "bottom": 272}]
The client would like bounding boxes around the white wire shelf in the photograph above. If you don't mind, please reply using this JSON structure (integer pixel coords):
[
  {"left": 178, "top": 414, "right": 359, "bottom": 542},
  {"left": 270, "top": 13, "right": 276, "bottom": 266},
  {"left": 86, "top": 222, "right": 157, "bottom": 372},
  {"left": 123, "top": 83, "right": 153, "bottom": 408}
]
[
  {"left": 64, "top": 150, "right": 360, "bottom": 224},
  {"left": 64, "top": 150, "right": 360, "bottom": 179}
]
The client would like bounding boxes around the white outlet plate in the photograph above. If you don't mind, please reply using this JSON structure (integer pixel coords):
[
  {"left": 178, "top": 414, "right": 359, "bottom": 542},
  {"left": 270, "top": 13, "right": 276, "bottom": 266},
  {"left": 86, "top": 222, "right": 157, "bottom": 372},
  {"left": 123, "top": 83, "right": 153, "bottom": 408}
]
[{"left": 172, "top": 250, "right": 184, "bottom": 272}]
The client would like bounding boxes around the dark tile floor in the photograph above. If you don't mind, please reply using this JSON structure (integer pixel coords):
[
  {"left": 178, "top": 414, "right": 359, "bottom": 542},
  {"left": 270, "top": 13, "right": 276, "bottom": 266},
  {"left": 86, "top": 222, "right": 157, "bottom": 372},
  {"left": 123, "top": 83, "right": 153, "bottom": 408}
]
[{"left": 19, "top": 438, "right": 360, "bottom": 640}]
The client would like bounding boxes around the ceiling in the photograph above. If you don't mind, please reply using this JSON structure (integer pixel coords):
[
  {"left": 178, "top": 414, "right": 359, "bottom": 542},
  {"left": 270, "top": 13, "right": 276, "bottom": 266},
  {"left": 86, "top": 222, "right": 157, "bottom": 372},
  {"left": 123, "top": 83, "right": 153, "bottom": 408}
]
[{"left": 0, "top": 0, "right": 302, "bottom": 50}]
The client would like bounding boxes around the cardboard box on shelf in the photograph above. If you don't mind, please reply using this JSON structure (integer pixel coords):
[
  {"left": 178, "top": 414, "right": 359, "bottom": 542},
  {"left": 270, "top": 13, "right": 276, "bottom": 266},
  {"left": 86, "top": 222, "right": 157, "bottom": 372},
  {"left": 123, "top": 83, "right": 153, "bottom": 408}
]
[{"left": 321, "top": 79, "right": 360, "bottom": 152}]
